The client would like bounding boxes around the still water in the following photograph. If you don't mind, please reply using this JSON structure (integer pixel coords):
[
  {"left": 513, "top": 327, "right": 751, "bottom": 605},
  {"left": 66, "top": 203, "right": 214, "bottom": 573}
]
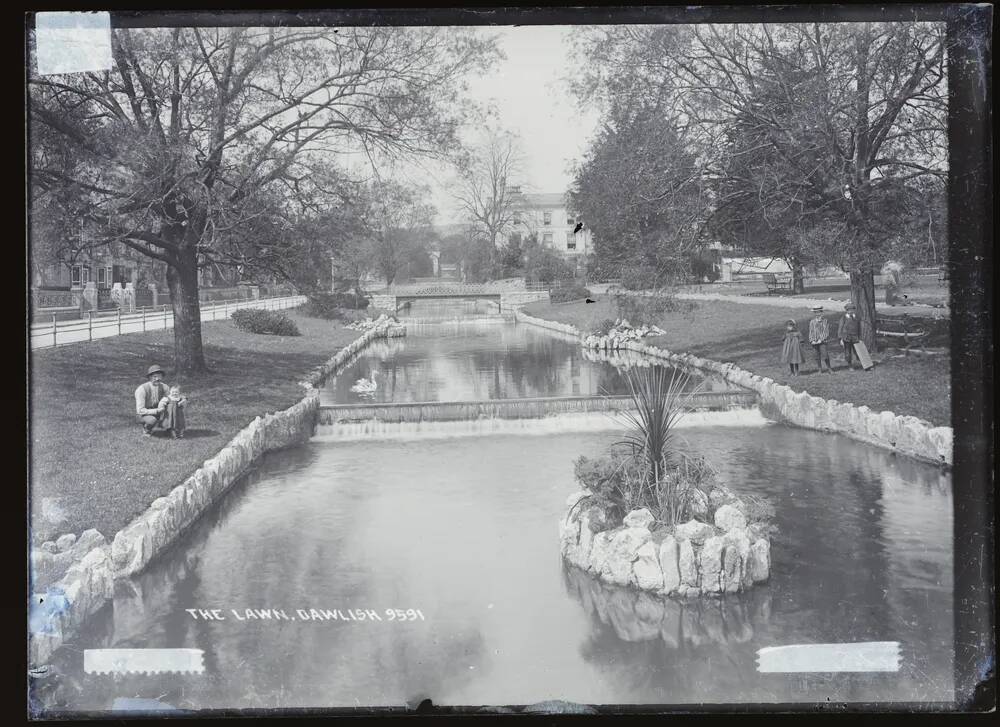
[
  {"left": 321, "top": 320, "right": 725, "bottom": 406},
  {"left": 38, "top": 425, "right": 953, "bottom": 711}
]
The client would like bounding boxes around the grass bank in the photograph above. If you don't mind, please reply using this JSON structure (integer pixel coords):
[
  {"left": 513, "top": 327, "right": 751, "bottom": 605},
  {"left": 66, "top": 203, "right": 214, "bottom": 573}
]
[
  {"left": 522, "top": 298, "right": 951, "bottom": 428},
  {"left": 30, "top": 309, "right": 361, "bottom": 544}
]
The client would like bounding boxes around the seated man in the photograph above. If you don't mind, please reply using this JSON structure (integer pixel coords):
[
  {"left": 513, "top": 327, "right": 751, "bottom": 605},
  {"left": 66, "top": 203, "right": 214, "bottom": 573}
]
[{"left": 135, "top": 364, "right": 172, "bottom": 437}]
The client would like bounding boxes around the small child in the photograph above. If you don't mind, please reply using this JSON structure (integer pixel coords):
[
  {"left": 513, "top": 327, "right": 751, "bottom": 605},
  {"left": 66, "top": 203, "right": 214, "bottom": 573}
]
[
  {"left": 780, "top": 319, "right": 804, "bottom": 376},
  {"left": 157, "top": 385, "right": 187, "bottom": 438}
]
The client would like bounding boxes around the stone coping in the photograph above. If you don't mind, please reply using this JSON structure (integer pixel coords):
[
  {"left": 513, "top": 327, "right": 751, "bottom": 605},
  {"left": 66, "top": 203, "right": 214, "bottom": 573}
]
[
  {"left": 514, "top": 310, "right": 952, "bottom": 467},
  {"left": 29, "top": 322, "right": 404, "bottom": 667},
  {"left": 559, "top": 492, "right": 772, "bottom": 598}
]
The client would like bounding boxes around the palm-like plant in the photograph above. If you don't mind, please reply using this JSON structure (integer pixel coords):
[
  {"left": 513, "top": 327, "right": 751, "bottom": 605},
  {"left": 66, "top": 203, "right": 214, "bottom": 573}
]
[{"left": 618, "top": 364, "right": 704, "bottom": 484}]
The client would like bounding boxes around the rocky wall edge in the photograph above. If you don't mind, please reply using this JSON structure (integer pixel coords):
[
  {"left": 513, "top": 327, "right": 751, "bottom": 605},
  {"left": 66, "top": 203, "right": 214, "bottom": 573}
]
[
  {"left": 29, "top": 323, "right": 402, "bottom": 667},
  {"left": 514, "top": 310, "right": 952, "bottom": 467}
]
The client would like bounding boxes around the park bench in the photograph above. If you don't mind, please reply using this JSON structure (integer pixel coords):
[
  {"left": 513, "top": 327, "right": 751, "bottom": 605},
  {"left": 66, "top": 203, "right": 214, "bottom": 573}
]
[
  {"left": 876, "top": 314, "right": 928, "bottom": 355},
  {"left": 763, "top": 273, "right": 793, "bottom": 295}
]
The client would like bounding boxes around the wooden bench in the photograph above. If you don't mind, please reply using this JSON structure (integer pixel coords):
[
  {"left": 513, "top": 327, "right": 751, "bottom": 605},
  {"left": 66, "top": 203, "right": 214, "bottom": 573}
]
[
  {"left": 876, "top": 314, "right": 928, "bottom": 355},
  {"left": 763, "top": 273, "right": 793, "bottom": 295}
]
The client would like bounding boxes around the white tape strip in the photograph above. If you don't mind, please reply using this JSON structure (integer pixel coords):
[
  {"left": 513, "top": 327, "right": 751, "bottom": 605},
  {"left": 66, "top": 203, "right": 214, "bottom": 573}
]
[
  {"left": 757, "top": 642, "right": 901, "bottom": 673},
  {"left": 35, "top": 12, "right": 112, "bottom": 76},
  {"left": 84, "top": 648, "right": 205, "bottom": 675}
]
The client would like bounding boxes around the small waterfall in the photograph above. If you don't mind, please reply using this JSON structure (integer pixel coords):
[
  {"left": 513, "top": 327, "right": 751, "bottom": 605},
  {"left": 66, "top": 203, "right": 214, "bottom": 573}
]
[
  {"left": 318, "top": 391, "right": 759, "bottom": 425},
  {"left": 313, "top": 409, "right": 770, "bottom": 442}
]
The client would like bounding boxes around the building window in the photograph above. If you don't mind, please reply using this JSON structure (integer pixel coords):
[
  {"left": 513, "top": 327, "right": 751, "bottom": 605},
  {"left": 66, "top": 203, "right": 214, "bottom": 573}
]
[
  {"left": 567, "top": 215, "right": 575, "bottom": 225},
  {"left": 97, "top": 267, "right": 107, "bottom": 286},
  {"left": 566, "top": 232, "right": 576, "bottom": 250},
  {"left": 71, "top": 266, "right": 81, "bottom": 286},
  {"left": 543, "top": 211, "right": 552, "bottom": 225},
  {"left": 543, "top": 232, "right": 553, "bottom": 245},
  {"left": 81, "top": 266, "right": 90, "bottom": 285}
]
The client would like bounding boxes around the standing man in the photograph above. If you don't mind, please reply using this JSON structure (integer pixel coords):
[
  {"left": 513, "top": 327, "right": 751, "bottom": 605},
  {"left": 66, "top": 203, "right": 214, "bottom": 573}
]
[
  {"left": 808, "top": 306, "right": 833, "bottom": 374},
  {"left": 837, "top": 303, "right": 862, "bottom": 370},
  {"left": 135, "top": 364, "right": 169, "bottom": 437}
]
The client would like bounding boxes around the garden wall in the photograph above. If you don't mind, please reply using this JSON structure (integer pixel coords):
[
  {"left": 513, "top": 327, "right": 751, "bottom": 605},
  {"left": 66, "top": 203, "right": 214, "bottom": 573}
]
[
  {"left": 514, "top": 310, "right": 952, "bottom": 467},
  {"left": 29, "top": 322, "right": 406, "bottom": 667}
]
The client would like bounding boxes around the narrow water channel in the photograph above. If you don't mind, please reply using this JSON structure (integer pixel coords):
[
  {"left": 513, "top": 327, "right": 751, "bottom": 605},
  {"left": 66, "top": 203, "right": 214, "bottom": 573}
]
[{"left": 33, "top": 322, "right": 954, "bottom": 712}]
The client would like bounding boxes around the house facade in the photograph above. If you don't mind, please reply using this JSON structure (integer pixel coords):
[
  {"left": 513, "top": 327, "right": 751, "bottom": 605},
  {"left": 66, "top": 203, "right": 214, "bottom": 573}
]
[{"left": 507, "top": 191, "right": 592, "bottom": 257}]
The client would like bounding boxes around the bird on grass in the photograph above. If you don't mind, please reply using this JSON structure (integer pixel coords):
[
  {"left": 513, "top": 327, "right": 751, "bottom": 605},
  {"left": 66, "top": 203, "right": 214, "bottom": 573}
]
[{"left": 585, "top": 298, "right": 596, "bottom": 304}]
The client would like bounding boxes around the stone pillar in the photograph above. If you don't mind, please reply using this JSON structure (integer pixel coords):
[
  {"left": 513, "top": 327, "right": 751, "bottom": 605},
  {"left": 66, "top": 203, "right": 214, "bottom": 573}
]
[
  {"left": 124, "top": 282, "right": 136, "bottom": 313},
  {"left": 429, "top": 250, "right": 441, "bottom": 277},
  {"left": 148, "top": 284, "right": 158, "bottom": 308},
  {"left": 80, "top": 282, "right": 98, "bottom": 312}
]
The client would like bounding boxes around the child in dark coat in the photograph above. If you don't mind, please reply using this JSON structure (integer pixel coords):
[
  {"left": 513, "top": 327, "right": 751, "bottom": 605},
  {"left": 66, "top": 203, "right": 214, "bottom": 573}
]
[{"left": 780, "top": 319, "right": 804, "bottom": 376}]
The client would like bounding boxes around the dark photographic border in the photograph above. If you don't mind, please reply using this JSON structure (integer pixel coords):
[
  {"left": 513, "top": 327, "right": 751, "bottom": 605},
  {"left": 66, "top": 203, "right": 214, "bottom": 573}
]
[{"left": 20, "top": 2, "right": 995, "bottom": 716}]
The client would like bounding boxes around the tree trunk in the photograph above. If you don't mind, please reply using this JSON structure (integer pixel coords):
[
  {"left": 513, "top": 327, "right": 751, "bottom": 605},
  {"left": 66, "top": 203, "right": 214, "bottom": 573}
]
[
  {"left": 167, "top": 249, "right": 208, "bottom": 374},
  {"left": 849, "top": 267, "right": 878, "bottom": 352},
  {"left": 789, "top": 257, "right": 806, "bottom": 294}
]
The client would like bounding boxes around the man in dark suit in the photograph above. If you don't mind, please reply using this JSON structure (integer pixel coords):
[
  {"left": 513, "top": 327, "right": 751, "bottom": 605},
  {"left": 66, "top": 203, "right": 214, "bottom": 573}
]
[{"left": 837, "top": 303, "right": 862, "bottom": 370}]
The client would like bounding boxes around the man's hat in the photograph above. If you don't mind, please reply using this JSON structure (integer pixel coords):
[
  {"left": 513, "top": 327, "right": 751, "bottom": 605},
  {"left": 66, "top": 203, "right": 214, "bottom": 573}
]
[
  {"left": 146, "top": 364, "right": 165, "bottom": 378},
  {"left": 786, "top": 318, "right": 797, "bottom": 325},
  {"left": 845, "top": 302, "right": 856, "bottom": 310},
  {"left": 810, "top": 305, "right": 824, "bottom": 312}
]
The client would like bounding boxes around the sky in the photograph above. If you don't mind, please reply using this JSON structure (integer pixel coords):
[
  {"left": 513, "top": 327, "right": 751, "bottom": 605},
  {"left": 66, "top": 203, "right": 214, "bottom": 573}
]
[{"left": 395, "top": 26, "right": 601, "bottom": 225}]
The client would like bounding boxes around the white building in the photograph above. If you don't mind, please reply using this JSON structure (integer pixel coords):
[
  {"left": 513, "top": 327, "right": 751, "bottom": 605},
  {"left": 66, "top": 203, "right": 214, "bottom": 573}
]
[{"left": 507, "top": 190, "right": 592, "bottom": 257}]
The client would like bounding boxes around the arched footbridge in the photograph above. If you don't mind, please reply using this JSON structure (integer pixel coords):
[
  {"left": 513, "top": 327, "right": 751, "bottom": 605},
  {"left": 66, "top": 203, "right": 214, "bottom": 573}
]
[{"left": 369, "top": 284, "right": 549, "bottom": 315}]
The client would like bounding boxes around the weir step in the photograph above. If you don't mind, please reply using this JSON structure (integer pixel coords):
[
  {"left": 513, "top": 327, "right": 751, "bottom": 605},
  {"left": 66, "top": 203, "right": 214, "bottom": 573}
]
[{"left": 317, "top": 391, "right": 758, "bottom": 425}]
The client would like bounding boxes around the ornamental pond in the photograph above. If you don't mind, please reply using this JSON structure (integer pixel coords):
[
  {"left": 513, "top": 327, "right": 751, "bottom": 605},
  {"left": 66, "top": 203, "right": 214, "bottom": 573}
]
[{"left": 33, "top": 314, "right": 954, "bottom": 712}]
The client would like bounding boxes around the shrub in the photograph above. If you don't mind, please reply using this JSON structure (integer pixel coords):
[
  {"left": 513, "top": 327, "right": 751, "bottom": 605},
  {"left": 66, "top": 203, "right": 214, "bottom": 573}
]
[
  {"left": 593, "top": 318, "right": 617, "bottom": 336},
  {"left": 300, "top": 292, "right": 369, "bottom": 320},
  {"left": 550, "top": 285, "right": 592, "bottom": 303},
  {"left": 612, "top": 291, "right": 697, "bottom": 327},
  {"left": 230, "top": 308, "right": 300, "bottom": 336},
  {"left": 570, "top": 365, "right": 718, "bottom": 528}
]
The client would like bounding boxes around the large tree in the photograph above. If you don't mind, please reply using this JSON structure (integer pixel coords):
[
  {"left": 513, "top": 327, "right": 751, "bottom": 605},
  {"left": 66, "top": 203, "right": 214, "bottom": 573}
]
[
  {"left": 570, "top": 22, "right": 947, "bottom": 348},
  {"left": 29, "top": 25, "right": 497, "bottom": 372},
  {"left": 570, "top": 94, "right": 710, "bottom": 282},
  {"left": 452, "top": 130, "right": 525, "bottom": 266},
  {"left": 364, "top": 179, "right": 436, "bottom": 287}
]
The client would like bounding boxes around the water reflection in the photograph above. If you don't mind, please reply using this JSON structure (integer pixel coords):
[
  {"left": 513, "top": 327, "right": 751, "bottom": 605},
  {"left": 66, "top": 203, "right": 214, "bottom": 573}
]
[
  {"left": 323, "top": 322, "right": 729, "bottom": 405},
  {"left": 35, "top": 425, "right": 953, "bottom": 710},
  {"left": 322, "top": 322, "right": 649, "bottom": 404},
  {"left": 563, "top": 565, "right": 772, "bottom": 650}
]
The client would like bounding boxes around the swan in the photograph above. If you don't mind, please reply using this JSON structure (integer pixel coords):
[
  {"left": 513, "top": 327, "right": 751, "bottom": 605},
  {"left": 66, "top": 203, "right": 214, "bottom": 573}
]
[{"left": 350, "top": 369, "right": 379, "bottom": 394}]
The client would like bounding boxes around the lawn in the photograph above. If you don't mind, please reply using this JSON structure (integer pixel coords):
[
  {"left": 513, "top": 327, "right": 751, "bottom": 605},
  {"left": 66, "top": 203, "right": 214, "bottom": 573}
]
[
  {"left": 29, "top": 309, "right": 361, "bottom": 544},
  {"left": 680, "top": 274, "right": 950, "bottom": 307},
  {"left": 522, "top": 297, "right": 951, "bottom": 428}
]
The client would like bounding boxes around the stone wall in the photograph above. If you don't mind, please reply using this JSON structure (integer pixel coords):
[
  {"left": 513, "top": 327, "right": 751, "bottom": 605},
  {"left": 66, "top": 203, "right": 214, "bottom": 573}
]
[
  {"left": 29, "top": 321, "right": 403, "bottom": 667},
  {"left": 514, "top": 310, "right": 952, "bottom": 467},
  {"left": 559, "top": 494, "right": 772, "bottom": 599}
]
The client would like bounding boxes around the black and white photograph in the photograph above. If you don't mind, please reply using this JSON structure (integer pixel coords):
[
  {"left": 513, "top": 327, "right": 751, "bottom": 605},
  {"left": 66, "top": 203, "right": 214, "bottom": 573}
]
[{"left": 25, "top": 6, "right": 993, "bottom": 716}]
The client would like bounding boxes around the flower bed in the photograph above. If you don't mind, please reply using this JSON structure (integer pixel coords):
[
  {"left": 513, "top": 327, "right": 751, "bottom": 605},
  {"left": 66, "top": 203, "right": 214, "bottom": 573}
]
[{"left": 559, "top": 484, "right": 772, "bottom": 598}]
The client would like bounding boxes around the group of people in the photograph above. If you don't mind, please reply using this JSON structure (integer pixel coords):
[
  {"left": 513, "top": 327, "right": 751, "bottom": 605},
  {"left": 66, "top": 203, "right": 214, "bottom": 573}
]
[
  {"left": 780, "top": 303, "right": 865, "bottom": 376},
  {"left": 134, "top": 364, "right": 188, "bottom": 438}
]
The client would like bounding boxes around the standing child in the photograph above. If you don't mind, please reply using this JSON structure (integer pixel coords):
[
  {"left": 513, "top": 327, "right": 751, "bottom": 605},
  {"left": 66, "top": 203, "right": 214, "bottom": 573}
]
[
  {"left": 157, "top": 385, "right": 187, "bottom": 439},
  {"left": 837, "top": 302, "right": 862, "bottom": 370},
  {"left": 780, "top": 319, "right": 804, "bottom": 376},
  {"left": 808, "top": 305, "right": 833, "bottom": 373}
]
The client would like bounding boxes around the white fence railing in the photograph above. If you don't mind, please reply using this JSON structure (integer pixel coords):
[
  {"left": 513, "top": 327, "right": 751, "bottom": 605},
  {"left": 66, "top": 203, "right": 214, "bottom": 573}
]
[{"left": 29, "top": 295, "right": 306, "bottom": 351}]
